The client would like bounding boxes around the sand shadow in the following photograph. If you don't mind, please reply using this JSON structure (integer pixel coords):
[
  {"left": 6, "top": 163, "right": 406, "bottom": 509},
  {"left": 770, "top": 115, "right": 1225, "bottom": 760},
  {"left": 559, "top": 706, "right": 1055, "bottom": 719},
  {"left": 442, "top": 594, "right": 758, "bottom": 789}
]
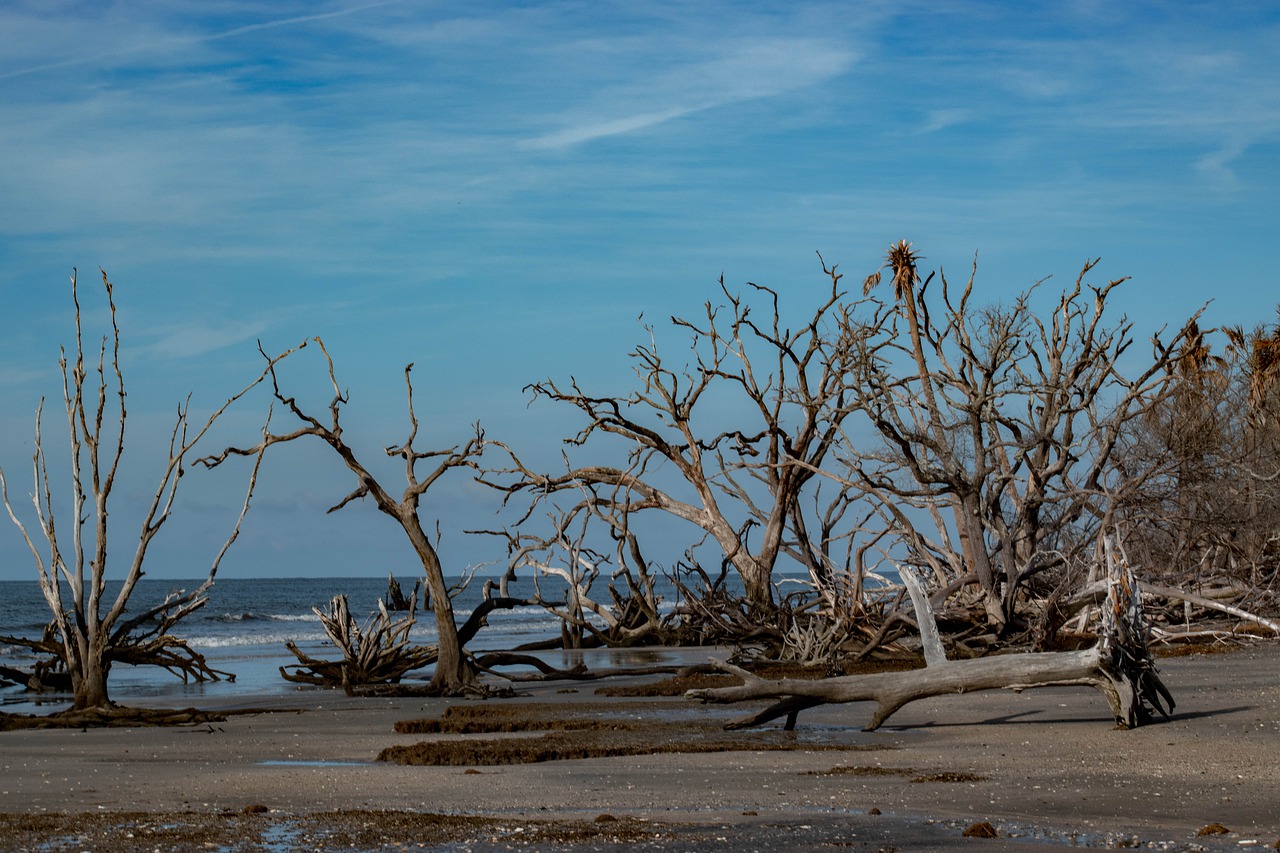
[{"left": 887, "top": 703, "right": 1252, "bottom": 730}]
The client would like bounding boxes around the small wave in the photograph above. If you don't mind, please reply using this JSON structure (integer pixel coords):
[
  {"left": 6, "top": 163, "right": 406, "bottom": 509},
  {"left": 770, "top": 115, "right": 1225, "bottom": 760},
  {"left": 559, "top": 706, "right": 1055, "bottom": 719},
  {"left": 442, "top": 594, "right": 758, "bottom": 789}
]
[
  {"left": 2, "top": 643, "right": 38, "bottom": 660},
  {"left": 451, "top": 604, "right": 572, "bottom": 619},
  {"left": 185, "top": 631, "right": 331, "bottom": 648},
  {"left": 210, "top": 612, "right": 256, "bottom": 622},
  {"left": 209, "top": 612, "right": 317, "bottom": 623}
]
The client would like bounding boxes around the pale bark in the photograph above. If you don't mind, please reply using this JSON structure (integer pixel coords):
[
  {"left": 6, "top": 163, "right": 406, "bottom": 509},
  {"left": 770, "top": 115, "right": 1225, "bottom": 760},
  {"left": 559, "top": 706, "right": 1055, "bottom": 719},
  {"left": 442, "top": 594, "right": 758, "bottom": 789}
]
[
  {"left": 842, "top": 248, "right": 1192, "bottom": 632},
  {"left": 281, "top": 594, "right": 437, "bottom": 689},
  {"left": 0, "top": 269, "right": 286, "bottom": 711},
  {"left": 200, "top": 340, "right": 490, "bottom": 695},
  {"left": 484, "top": 263, "right": 865, "bottom": 618},
  {"left": 1069, "top": 580, "right": 1280, "bottom": 635},
  {"left": 688, "top": 559, "right": 1173, "bottom": 731}
]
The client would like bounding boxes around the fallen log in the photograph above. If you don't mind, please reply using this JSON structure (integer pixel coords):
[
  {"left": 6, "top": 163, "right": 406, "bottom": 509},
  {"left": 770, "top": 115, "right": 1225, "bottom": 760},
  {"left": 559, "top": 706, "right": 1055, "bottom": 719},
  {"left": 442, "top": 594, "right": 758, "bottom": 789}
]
[
  {"left": 471, "top": 651, "right": 684, "bottom": 682},
  {"left": 1069, "top": 581, "right": 1280, "bottom": 635},
  {"left": 688, "top": 543, "right": 1174, "bottom": 731}
]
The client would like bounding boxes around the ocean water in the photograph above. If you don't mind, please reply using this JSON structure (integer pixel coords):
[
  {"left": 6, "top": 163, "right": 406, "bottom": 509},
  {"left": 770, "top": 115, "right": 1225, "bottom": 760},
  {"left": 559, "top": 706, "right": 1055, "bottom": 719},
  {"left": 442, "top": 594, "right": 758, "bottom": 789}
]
[{"left": 0, "top": 573, "right": 704, "bottom": 713}]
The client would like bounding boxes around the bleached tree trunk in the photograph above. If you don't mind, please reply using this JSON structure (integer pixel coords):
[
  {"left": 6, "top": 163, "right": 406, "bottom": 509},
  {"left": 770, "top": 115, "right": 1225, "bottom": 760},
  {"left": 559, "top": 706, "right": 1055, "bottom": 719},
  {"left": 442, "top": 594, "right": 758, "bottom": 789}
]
[{"left": 689, "top": 552, "right": 1174, "bottom": 731}]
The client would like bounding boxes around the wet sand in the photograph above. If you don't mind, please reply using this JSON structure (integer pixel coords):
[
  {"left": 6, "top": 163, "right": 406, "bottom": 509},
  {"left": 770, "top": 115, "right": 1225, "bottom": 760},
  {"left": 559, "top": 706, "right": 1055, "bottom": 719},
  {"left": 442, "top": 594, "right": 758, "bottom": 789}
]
[{"left": 1, "top": 644, "right": 1277, "bottom": 850}]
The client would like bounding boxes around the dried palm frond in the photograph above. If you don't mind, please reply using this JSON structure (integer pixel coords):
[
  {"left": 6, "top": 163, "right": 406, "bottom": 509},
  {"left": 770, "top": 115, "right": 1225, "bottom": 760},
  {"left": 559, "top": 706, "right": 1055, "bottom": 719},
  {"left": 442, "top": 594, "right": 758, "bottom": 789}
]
[{"left": 863, "top": 239, "right": 922, "bottom": 298}]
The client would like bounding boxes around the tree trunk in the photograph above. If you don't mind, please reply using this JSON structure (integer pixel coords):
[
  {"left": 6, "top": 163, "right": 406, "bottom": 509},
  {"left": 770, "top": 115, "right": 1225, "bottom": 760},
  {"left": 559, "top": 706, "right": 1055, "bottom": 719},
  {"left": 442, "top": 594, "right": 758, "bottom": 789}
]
[
  {"left": 691, "top": 649, "right": 1133, "bottom": 731},
  {"left": 70, "top": 641, "right": 111, "bottom": 711},
  {"left": 688, "top": 562, "right": 1173, "bottom": 731},
  {"left": 401, "top": 511, "right": 474, "bottom": 694},
  {"left": 954, "top": 493, "right": 1006, "bottom": 630},
  {"left": 738, "top": 559, "right": 774, "bottom": 614}
]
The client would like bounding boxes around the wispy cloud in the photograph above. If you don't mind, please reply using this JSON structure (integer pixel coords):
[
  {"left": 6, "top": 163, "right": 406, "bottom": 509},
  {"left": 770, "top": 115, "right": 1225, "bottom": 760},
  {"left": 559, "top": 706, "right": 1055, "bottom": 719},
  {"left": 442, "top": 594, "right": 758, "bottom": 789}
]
[
  {"left": 0, "top": 365, "right": 50, "bottom": 390},
  {"left": 1196, "top": 137, "right": 1250, "bottom": 189},
  {"left": 916, "top": 108, "right": 971, "bottom": 135},
  {"left": 136, "top": 318, "right": 271, "bottom": 360},
  {"left": 0, "top": 1, "right": 407, "bottom": 81},
  {"left": 522, "top": 38, "right": 856, "bottom": 150},
  {"left": 522, "top": 107, "right": 695, "bottom": 150}
]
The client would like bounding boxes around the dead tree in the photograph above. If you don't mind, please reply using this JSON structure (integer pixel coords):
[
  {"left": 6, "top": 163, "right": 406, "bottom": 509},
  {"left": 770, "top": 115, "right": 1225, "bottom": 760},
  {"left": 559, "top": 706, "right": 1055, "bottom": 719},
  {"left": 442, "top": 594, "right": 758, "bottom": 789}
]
[
  {"left": 281, "top": 567, "right": 537, "bottom": 691},
  {"left": 474, "top": 490, "right": 676, "bottom": 649},
  {"left": 199, "top": 338, "right": 505, "bottom": 695},
  {"left": 1116, "top": 315, "right": 1280, "bottom": 621},
  {"left": 384, "top": 573, "right": 422, "bottom": 611},
  {"left": 484, "top": 263, "right": 865, "bottom": 615},
  {"left": 688, "top": 539, "right": 1174, "bottom": 731},
  {"left": 833, "top": 242, "right": 1191, "bottom": 632},
  {"left": 281, "top": 593, "right": 436, "bottom": 689},
  {"left": 0, "top": 269, "right": 287, "bottom": 712}
]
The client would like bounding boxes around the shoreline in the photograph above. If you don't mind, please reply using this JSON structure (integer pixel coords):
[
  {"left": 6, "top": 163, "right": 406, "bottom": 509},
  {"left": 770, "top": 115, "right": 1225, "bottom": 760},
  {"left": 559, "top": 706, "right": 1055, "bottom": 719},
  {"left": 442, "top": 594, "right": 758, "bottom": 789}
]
[{"left": 2, "top": 643, "right": 1277, "bottom": 850}]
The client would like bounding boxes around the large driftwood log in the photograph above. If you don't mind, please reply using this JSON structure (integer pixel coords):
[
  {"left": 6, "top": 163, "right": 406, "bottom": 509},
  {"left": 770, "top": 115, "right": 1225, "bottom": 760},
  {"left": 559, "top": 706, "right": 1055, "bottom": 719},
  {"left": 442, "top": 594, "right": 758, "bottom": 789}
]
[{"left": 688, "top": 549, "right": 1174, "bottom": 731}]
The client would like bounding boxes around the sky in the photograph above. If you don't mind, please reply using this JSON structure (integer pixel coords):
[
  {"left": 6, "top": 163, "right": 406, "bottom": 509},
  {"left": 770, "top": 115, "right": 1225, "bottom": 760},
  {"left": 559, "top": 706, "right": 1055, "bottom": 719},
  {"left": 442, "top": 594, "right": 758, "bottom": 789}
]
[{"left": 1, "top": 0, "right": 1277, "bottom": 583}]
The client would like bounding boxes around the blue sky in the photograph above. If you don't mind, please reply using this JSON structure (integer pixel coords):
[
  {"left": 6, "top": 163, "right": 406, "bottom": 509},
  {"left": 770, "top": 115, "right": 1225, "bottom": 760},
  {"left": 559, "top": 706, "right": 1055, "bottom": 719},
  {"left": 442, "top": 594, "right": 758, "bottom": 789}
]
[{"left": 1, "top": 1, "right": 1277, "bottom": 582}]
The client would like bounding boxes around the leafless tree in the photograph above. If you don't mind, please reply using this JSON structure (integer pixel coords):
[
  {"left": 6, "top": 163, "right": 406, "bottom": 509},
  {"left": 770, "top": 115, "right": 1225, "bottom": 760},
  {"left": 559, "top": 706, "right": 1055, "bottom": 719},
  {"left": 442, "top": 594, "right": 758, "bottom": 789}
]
[
  {"left": 199, "top": 338, "right": 504, "bottom": 695},
  {"left": 831, "top": 242, "right": 1191, "bottom": 633},
  {"left": 485, "top": 264, "right": 866, "bottom": 616},
  {"left": 1115, "top": 314, "right": 1280, "bottom": 627},
  {"left": 0, "top": 270, "right": 286, "bottom": 712},
  {"left": 478, "top": 498, "right": 673, "bottom": 648}
]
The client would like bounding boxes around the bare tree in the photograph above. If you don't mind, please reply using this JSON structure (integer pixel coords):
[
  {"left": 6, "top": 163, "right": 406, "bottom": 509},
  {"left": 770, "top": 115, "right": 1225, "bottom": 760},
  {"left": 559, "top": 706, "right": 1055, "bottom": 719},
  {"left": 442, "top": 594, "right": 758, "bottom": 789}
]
[
  {"left": 199, "top": 338, "right": 501, "bottom": 695},
  {"left": 485, "top": 264, "right": 865, "bottom": 615},
  {"left": 833, "top": 243, "right": 1189, "bottom": 633},
  {"left": 479, "top": 499, "right": 673, "bottom": 648},
  {"left": 280, "top": 592, "right": 436, "bottom": 689},
  {"left": 0, "top": 270, "right": 285, "bottom": 713},
  {"left": 1115, "top": 314, "right": 1280, "bottom": 626}
]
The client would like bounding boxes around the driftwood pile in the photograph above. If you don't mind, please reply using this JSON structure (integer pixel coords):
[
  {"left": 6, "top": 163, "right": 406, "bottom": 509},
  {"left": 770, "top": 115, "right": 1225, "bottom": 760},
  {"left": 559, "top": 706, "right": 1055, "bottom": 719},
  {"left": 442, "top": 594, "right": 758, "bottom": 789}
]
[
  {"left": 688, "top": 543, "right": 1176, "bottom": 731},
  {"left": 281, "top": 593, "right": 436, "bottom": 690}
]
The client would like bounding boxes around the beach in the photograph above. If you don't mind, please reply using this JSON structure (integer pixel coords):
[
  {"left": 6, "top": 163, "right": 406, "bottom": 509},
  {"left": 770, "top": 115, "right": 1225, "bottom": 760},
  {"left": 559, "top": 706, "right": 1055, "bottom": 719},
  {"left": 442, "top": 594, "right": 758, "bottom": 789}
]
[{"left": 1, "top": 643, "right": 1277, "bottom": 850}]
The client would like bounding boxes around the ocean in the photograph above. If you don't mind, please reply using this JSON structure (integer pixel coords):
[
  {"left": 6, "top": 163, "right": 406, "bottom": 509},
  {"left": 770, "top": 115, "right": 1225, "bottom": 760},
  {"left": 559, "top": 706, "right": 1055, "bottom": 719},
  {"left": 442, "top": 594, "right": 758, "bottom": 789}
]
[{"left": 0, "top": 573, "right": 708, "bottom": 714}]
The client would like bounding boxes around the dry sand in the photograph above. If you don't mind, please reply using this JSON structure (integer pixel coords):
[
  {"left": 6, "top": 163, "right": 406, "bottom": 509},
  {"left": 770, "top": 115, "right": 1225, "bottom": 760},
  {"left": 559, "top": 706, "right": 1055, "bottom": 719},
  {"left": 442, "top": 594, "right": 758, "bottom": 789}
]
[{"left": 1, "top": 644, "right": 1277, "bottom": 851}]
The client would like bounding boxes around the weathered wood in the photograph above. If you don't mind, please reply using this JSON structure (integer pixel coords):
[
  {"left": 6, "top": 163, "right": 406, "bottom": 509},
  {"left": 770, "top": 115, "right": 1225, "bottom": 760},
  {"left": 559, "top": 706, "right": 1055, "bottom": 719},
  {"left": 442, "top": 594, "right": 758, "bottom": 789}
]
[
  {"left": 1069, "top": 580, "right": 1280, "bottom": 635},
  {"left": 0, "top": 271, "right": 290, "bottom": 711},
  {"left": 199, "top": 341, "right": 490, "bottom": 694},
  {"left": 279, "top": 593, "right": 436, "bottom": 689},
  {"left": 688, "top": 556, "right": 1174, "bottom": 731},
  {"left": 384, "top": 573, "right": 421, "bottom": 612},
  {"left": 695, "top": 648, "right": 1116, "bottom": 731}
]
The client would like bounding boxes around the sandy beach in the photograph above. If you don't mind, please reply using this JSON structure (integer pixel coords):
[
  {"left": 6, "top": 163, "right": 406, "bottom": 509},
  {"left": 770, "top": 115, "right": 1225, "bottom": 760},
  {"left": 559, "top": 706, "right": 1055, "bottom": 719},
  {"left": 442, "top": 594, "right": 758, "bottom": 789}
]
[{"left": 2, "top": 644, "right": 1277, "bottom": 851}]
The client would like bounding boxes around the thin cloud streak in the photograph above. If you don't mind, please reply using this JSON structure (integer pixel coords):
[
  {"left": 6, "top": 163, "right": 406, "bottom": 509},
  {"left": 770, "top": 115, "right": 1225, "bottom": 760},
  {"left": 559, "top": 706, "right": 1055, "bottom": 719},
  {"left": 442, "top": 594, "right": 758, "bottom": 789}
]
[
  {"left": 0, "top": 0, "right": 407, "bottom": 81},
  {"left": 522, "top": 107, "right": 699, "bottom": 150},
  {"left": 1, "top": 2, "right": 1278, "bottom": 581},
  {"left": 522, "top": 38, "right": 855, "bottom": 150},
  {"left": 139, "top": 320, "right": 272, "bottom": 360}
]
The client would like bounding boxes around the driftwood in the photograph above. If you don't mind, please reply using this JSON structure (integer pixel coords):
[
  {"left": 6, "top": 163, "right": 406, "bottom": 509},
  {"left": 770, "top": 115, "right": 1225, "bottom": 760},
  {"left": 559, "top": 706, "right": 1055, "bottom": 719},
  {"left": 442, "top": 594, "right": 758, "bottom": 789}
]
[
  {"left": 280, "top": 594, "right": 436, "bottom": 689},
  {"left": 469, "top": 650, "right": 685, "bottom": 683},
  {"left": 384, "top": 573, "right": 422, "bottom": 612},
  {"left": 1069, "top": 580, "right": 1280, "bottom": 636},
  {"left": 688, "top": 545, "right": 1174, "bottom": 731}
]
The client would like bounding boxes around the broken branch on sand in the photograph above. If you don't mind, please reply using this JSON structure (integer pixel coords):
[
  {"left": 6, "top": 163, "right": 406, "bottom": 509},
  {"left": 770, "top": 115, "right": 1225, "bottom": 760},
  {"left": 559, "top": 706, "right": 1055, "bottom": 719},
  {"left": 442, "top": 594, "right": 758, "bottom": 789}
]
[{"left": 688, "top": 540, "right": 1175, "bottom": 731}]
